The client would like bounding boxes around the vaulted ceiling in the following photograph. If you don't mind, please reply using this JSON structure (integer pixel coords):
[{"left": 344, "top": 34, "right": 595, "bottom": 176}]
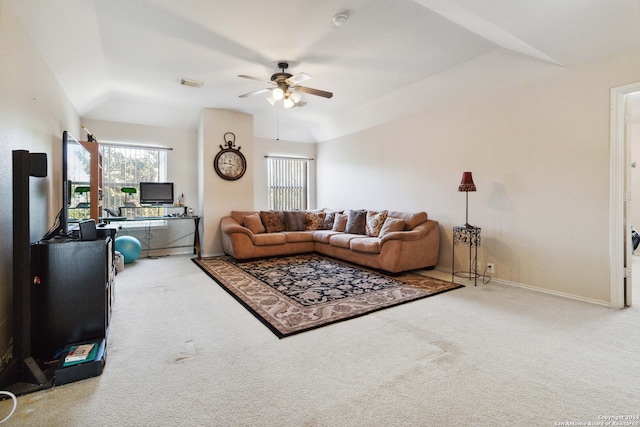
[{"left": 9, "top": 0, "right": 640, "bottom": 142}]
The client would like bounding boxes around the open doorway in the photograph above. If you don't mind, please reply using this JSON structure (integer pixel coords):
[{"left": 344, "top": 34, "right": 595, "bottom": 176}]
[{"left": 611, "top": 82, "right": 640, "bottom": 308}]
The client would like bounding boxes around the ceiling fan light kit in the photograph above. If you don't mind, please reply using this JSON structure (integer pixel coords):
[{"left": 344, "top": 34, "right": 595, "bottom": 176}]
[
  {"left": 290, "top": 92, "right": 302, "bottom": 103},
  {"left": 238, "top": 62, "right": 333, "bottom": 109},
  {"left": 283, "top": 98, "right": 294, "bottom": 109},
  {"left": 272, "top": 87, "right": 285, "bottom": 100}
]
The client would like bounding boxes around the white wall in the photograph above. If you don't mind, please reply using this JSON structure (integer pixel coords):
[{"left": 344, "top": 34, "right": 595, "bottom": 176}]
[
  {"left": 80, "top": 119, "right": 198, "bottom": 212},
  {"left": 318, "top": 46, "right": 640, "bottom": 305},
  {"left": 199, "top": 109, "right": 254, "bottom": 256},
  {"left": 0, "top": 0, "right": 80, "bottom": 361}
]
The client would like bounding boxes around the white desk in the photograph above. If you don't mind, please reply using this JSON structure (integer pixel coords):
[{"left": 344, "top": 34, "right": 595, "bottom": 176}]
[{"left": 102, "top": 206, "right": 201, "bottom": 258}]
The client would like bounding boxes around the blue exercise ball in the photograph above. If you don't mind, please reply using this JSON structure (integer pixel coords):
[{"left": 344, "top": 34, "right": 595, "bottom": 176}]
[{"left": 115, "top": 236, "right": 142, "bottom": 264}]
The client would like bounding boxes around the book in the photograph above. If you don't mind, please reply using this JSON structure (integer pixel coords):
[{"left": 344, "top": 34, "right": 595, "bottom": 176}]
[
  {"left": 64, "top": 343, "right": 96, "bottom": 364},
  {"left": 60, "top": 340, "right": 104, "bottom": 370}
]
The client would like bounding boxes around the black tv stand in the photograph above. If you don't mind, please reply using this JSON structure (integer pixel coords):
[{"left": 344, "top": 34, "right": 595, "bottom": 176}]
[{"left": 30, "top": 238, "right": 113, "bottom": 361}]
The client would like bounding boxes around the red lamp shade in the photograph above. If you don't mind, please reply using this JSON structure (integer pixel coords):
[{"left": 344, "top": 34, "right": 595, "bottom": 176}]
[{"left": 458, "top": 171, "right": 476, "bottom": 192}]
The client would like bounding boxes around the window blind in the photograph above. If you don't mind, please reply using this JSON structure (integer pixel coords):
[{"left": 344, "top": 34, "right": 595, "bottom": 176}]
[{"left": 267, "top": 157, "right": 308, "bottom": 210}]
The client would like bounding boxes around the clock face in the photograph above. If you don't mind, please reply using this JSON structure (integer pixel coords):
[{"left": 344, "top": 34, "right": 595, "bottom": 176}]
[{"left": 214, "top": 149, "right": 246, "bottom": 180}]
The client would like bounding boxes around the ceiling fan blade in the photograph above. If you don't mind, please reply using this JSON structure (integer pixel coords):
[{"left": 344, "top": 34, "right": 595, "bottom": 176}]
[
  {"left": 238, "top": 74, "right": 275, "bottom": 85},
  {"left": 286, "top": 72, "right": 312, "bottom": 86},
  {"left": 296, "top": 86, "right": 333, "bottom": 99},
  {"left": 239, "top": 88, "right": 272, "bottom": 98}
]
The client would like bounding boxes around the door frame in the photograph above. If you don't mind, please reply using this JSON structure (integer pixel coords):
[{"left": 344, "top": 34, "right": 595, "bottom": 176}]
[{"left": 610, "top": 81, "right": 640, "bottom": 308}]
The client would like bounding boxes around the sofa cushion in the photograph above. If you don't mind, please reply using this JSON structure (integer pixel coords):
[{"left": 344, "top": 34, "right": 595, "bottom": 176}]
[
  {"left": 260, "top": 211, "right": 286, "bottom": 233},
  {"left": 332, "top": 213, "right": 348, "bottom": 232},
  {"left": 378, "top": 217, "right": 406, "bottom": 238},
  {"left": 283, "top": 211, "right": 306, "bottom": 231},
  {"left": 232, "top": 210, "right": 258, "bottom": 225},
  {"left": 312, "top": 230, "right": 341, "bottom": 244},
  {"left": 253, "top": 233, "right": 286, "bottom": 246},
  {"left": 284, "top": 231, "right": 315, "bottom": 243},
  {"left": 365, "top": 210, "right": 388, "bottom": 237},
  {"left": 329, "top": 233, "right": 361, "bottom": 249},
  {"left": 305, "top": 211, "right": 326, "bottom": 230},
  {"left": 243, "top": 213, "right": 266, "bottom": 234},
  {"left": 350, "top": 237, "right": 381, "bottom": 254},
  {"left": 387, "top": 211, "right": 428, "bottom": 230},
  {"left": 345, "top": 210, "right": 367, "bottom": 234}
]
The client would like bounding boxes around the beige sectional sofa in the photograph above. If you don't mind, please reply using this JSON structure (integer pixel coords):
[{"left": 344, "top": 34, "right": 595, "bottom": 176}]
[{"left": 220, "top": 209, "right": 440, "bottom": 274}]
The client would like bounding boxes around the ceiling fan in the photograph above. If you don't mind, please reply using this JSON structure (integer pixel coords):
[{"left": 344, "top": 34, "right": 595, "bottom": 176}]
[{"left": 238, "top": 62, "right": 333, "bottom": 109}]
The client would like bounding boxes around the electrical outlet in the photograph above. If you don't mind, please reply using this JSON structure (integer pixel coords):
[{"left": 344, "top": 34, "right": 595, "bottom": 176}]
[{"left": 486, "top": 263, "right": 495, "bottom": 274}]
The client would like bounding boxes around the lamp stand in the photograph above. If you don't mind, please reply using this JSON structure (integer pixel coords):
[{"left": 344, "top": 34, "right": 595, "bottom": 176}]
[{"left": 463, "top": 191, "right": 472, "bottom": 228}]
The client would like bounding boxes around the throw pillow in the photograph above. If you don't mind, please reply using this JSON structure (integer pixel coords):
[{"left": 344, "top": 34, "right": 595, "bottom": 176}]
[
  {"left": 323, "top": 211, "right": 337, "bottom": 230},
  {"left": 243, "top": 213, "right": 265, "bottom": 234},
  {"left": 365, "top": 210, "right": 388, "bottom": 237},
  {"left": 332, "top": 213, "right": 348, "bottom": 232},
  {"left": 259, "top": 211, "right": 286, "bottom": 233},
  {"left": 305, "top": 212, "right": 326, "bottom": 230},
  {"left": 283, "top": 211, "right": 306, "bottom": 231},
  {"left": 378, "top": 217, "right": 406, "bottom": 238},
  {"left": 345, "top": 209, "right": 367, "bottom": 235}
]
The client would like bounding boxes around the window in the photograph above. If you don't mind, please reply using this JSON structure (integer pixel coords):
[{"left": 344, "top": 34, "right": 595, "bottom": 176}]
[
  {"left": 101, "top": 144, "right": 167, "bottom": 211},
  {"left": 267, "top": 157, "right": 309, "bottom": 210}
]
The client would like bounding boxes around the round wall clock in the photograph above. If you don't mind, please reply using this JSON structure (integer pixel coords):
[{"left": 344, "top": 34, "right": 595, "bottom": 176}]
[{"left": 214, "top": 132, "right": 246, "bottom": 181}]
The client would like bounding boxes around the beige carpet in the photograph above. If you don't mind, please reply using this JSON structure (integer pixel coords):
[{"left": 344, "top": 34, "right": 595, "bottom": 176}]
[{"left": 1, "top": 254, "right": 639, "bottom": 426}]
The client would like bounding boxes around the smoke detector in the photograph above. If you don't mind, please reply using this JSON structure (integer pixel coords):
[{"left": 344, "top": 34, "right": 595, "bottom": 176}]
[{"left": 332, "top": 12, "right": 349, "bottom": 27}]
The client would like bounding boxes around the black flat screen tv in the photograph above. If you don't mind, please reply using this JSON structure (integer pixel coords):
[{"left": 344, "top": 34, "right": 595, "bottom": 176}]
[
  {"left": 139, "top": 182, "right": 174, "bottom": 205},
  {"left": 43, "top": 131, "right": 90, "bottom": 239}
]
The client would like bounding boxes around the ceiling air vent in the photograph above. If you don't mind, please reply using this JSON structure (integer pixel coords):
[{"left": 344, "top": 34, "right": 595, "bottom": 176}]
[{"left": 180, "top": 78, "right": 203, "bottom": 88}]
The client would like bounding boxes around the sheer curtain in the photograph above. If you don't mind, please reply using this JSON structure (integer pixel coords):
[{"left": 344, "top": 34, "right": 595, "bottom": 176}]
[{"left": 101, "top": 144, "right": 167, "bottom": 210}]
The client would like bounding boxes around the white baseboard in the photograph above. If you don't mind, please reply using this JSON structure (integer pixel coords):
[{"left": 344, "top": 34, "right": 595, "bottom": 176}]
[{"left": 434, "top": 266, "right": 611, "bottom": 307}]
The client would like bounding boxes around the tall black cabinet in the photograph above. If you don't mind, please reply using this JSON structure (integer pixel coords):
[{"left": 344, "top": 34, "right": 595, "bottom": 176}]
[{"left": 30, "top": 237, "right": 113, "bottom": 373}]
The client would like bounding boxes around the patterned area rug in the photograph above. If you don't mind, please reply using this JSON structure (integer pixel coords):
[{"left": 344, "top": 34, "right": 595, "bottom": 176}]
[{"left": 193, "top": 254, "right": 463, "bottom": 338}]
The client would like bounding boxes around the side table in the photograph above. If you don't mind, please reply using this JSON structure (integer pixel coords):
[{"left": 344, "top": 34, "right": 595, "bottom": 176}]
[{"left": 452, "top": 225, "right": 481, "bottom": 286}]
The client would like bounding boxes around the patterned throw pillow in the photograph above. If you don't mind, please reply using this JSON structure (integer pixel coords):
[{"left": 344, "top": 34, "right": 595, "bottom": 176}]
[
  {"left": 323, "top": 211, "right": 337, "bottom": 230},
  {"left": 365, "top": 210, "right": 388, "bottom": 237},
  {"left": 305, "top": 212, "right": 326, "bottom": 230},
  {"left": 283, "top": 211, "right": 306, "bottom": 231},
  {"left": 332, "top": 213, "right": 348, "bottom": 232},
  {"left": 345, "top": 210, "right": 367, "bottom": 235},
  {"left": 378, "top": 217, "right": 406, "bottom": 238},
  {"left": 259, "top": 211, "right": 286, "bottom": 233},
  {"left": 243, "top": 213, "right": 265, "bottom": 234}
]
